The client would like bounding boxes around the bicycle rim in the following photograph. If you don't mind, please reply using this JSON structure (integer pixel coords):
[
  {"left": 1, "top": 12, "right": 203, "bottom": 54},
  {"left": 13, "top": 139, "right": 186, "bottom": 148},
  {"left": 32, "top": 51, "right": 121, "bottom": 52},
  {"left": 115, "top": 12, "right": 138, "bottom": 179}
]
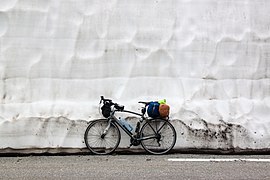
[
  {"left": 84, "top": 119, "right": 121, "bottom": 155},
  {"left": 140, "top": 119, "right": 176, "bottom": 155}
]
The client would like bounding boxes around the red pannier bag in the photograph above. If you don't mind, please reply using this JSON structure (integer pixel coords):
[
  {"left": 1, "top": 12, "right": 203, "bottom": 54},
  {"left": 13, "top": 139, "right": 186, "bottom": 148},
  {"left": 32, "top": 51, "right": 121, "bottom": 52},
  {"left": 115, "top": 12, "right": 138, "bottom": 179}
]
[{"left": 159, "top": 104, "right": 170, "bottom": 118}]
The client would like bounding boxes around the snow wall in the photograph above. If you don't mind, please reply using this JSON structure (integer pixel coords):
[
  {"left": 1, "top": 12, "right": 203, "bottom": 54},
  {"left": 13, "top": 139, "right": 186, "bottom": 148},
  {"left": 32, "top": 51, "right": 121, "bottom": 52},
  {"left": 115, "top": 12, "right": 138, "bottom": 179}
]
[{"left": 0, "top": 0, "right": 270, "bottom": 154}]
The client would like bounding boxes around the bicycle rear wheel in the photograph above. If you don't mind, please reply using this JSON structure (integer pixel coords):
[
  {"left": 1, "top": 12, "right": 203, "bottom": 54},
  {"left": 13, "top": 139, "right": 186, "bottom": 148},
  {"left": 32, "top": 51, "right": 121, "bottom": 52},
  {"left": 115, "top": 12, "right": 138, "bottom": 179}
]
[
  {"left": 84, "top": 119, "right": 121, "bottom": 155},
  {"left": 140, "top": 119, "right": 176, "bottom": 155}
]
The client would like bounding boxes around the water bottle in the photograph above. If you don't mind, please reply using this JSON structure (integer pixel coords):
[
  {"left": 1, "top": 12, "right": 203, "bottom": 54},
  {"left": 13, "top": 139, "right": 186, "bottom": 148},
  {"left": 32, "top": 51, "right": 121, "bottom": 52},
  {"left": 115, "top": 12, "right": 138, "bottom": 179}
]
[{"left": 119, "top": 117, "right": 133, "bottom": 132}]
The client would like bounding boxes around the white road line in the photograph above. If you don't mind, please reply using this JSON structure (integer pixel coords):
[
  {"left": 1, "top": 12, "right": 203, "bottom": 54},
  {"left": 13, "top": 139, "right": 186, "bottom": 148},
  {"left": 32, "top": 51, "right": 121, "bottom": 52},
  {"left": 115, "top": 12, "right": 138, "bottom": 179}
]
[{"left": 168, "top": 158, "right": 270, "bottom": 162}]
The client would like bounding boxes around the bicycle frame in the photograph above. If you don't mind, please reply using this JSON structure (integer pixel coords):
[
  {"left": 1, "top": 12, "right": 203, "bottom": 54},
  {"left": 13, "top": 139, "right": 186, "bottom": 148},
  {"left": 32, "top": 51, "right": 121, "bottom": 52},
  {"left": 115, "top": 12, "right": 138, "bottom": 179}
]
[{"left": 107, "top": 109, "right": 158, "bottom": 143}]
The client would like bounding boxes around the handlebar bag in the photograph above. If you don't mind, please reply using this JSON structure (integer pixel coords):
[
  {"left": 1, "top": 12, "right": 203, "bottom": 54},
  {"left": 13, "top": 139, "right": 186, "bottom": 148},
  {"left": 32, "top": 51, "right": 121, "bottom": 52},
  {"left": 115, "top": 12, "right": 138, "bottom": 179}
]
[
  {"left": 101, "top": 102, "right": 111, "bottom": 118},
  {"left": 147, "top": 101, "right": 160, "bottom": 118}
]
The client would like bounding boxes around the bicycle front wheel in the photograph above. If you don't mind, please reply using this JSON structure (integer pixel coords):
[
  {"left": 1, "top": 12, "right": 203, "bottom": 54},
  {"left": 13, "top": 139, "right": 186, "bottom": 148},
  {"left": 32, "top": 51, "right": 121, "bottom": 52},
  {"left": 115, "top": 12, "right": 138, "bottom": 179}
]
[
  {"left": 84, "top": 119, "right": 121, "bottom": 155},
  {"left": 140, "top": 119, "right": 176, "bottom": 155}
]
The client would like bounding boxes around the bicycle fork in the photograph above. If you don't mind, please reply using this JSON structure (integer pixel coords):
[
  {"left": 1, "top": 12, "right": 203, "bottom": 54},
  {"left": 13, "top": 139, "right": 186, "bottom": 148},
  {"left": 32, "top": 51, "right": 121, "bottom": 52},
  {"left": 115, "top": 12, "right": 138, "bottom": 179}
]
[{"left": 101, "top": 119, "right": 112, "bottom": 139}]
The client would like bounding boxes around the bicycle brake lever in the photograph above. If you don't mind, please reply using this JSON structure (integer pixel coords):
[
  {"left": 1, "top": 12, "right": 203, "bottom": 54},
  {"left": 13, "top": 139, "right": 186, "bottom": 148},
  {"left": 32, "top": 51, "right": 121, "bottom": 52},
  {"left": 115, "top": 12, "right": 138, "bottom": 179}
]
[{"left": 100, "top": 96, "right": 104, "bottom": 104}]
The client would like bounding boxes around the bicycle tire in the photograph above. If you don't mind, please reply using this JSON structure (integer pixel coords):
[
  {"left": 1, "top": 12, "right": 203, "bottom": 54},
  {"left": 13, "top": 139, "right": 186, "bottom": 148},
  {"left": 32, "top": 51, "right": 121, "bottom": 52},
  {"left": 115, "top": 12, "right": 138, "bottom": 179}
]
[
  {"left": 140, "top": 119, "right": 176, "bottom": 155},
  {"left": 84, "top": 119, "right": 121, "bottom": 155}
]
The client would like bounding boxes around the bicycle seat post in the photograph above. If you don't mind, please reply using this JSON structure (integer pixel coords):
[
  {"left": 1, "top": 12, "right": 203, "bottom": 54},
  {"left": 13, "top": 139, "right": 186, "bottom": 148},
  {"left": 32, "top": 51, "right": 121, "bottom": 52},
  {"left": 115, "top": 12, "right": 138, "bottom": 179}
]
[{"left": 135, "top": 121, "right": 140, "bottom": 134}]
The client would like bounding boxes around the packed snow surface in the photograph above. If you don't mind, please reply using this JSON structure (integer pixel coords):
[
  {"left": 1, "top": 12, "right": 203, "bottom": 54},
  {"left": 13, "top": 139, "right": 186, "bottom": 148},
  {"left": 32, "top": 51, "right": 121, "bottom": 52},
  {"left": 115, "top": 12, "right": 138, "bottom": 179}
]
[{"left": 0, "top": 0, "right": 270, "bottom": 153}]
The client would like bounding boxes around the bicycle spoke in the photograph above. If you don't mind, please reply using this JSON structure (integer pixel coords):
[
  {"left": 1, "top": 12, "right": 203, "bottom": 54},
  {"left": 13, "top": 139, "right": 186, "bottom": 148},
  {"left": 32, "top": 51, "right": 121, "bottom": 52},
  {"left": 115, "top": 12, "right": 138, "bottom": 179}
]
[{"left": 157, "top": 121, "right": 167, "bottom": 133}]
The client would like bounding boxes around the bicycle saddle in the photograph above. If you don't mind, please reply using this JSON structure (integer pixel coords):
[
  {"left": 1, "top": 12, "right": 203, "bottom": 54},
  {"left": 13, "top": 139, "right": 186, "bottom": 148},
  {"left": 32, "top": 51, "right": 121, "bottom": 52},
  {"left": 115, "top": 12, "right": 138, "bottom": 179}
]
[{"left": 138, "top": 101, "right": 150, "bottom": 105}]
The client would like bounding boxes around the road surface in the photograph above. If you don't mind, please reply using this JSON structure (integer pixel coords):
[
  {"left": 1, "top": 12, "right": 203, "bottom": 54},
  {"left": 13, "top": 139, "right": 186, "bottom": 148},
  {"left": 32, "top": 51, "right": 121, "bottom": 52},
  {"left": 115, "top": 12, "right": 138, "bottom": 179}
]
[{"left": 1, "top": 153, "right": 270, "bottom": 179}]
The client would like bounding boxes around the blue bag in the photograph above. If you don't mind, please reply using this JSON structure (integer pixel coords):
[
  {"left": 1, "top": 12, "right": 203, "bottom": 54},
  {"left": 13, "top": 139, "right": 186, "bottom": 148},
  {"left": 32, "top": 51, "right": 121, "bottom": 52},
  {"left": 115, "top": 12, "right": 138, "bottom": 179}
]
[{"left": 147, "top": 101, "right": 160, "bottom": 118}]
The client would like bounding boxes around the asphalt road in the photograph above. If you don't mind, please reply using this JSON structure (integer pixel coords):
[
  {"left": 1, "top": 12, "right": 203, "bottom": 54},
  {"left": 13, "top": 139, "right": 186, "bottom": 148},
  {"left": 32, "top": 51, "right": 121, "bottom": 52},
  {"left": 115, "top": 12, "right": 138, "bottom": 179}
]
[{"left": 1, "top": 153, "right": 270, "bottom": 180}]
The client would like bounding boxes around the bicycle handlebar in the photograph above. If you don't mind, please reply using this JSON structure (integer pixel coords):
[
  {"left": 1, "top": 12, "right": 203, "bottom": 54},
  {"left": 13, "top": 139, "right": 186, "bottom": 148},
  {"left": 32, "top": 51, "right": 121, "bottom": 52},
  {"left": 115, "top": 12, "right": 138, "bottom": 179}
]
[
  {"left": 100, "top": 96, "right": 112, "bottom": 103},
  {"left": 100, "top": 96, "right": 124, "bottom": 111}
]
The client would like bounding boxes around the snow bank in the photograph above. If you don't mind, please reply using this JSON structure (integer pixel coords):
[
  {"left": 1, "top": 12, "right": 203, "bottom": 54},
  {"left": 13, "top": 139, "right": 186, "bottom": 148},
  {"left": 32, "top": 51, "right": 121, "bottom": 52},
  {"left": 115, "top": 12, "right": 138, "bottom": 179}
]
[{"left": 0, "top": 0, "right": 270, "bottom": 153}]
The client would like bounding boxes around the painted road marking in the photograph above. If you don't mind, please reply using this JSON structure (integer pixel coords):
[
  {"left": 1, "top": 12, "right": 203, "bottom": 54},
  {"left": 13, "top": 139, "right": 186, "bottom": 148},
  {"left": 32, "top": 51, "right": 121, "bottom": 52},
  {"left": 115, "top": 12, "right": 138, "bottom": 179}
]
[{"left": 168, "top": 158, "right": 270, "bottom": 162}]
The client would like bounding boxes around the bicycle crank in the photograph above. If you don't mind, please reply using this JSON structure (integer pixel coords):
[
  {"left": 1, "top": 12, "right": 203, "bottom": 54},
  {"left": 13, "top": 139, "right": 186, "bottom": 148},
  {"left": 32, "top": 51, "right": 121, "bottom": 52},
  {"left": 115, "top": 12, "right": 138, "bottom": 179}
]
[{"left": 130, "top": 134, "right": 141, "bottom": 146}]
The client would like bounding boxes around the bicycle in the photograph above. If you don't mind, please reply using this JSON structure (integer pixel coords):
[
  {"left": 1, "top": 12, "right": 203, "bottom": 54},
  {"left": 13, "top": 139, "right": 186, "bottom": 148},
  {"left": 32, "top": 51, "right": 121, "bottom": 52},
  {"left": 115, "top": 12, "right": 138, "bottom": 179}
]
[{"left": 84, "top": 96, "right": 177, "bottom": 155}]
